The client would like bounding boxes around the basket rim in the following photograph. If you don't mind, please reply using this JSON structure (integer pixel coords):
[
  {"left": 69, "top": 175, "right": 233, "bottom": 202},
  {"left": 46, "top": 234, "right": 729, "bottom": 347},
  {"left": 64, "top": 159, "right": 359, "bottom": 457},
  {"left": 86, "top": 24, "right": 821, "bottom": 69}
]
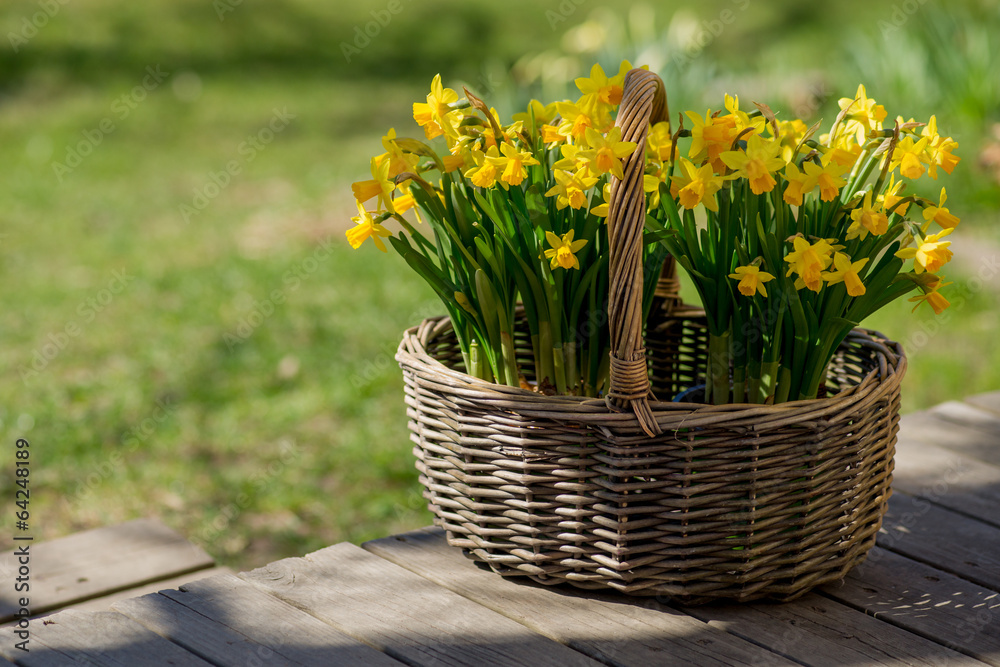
[{"left": 396, "top": 311, "right": 907, "bottom": 426}]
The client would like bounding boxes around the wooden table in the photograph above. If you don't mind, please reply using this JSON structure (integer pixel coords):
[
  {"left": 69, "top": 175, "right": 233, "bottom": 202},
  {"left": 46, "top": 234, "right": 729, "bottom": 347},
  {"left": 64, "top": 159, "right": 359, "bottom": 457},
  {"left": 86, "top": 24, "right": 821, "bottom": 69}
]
[{"left": 2, "top": 392, "right": 999, "bottom": 666}]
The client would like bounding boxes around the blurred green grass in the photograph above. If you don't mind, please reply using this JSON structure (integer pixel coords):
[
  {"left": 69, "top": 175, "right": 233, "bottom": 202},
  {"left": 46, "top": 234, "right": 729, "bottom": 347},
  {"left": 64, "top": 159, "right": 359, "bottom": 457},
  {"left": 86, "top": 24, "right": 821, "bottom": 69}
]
[{"left": 1, "top": 0, "right": 997, "bottom": 568}]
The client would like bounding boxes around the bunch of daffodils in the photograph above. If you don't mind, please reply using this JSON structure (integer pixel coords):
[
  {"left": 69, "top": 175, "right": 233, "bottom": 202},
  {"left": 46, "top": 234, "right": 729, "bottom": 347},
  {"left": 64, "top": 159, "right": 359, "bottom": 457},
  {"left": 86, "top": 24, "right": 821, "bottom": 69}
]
[
  {"left": 645, "top": 84, "right": 961, "bottom": 404},
  {"left": 349, "top": 62, "right": 669, "bottom": 396},
  {"left": 349, "top": 63, "right": 962, "bottom": 404}
]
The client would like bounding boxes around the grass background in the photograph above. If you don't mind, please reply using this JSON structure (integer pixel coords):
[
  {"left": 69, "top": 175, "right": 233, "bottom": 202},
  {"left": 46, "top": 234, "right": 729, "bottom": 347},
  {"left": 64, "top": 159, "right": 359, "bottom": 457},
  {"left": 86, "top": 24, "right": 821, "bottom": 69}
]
[{"left": 1, "top": 0, "right": 998, "bottom": 568}]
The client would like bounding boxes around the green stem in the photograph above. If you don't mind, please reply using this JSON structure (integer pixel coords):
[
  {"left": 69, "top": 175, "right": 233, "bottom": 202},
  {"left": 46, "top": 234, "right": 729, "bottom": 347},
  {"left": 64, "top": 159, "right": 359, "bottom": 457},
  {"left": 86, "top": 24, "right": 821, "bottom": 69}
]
[{"left": 708, "top": 331, "right": 731, "bottom": 405}]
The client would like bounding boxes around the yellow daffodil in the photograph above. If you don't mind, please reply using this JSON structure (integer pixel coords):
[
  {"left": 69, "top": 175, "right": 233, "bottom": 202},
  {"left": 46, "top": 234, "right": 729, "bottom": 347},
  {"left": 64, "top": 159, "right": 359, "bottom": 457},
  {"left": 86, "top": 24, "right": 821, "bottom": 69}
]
[
  {"left": 512, "top": 99, "right": 557, "bottom": 127},
  {"left": 643, "top": 162, "right": 667, "bottom": 209},
  {"left": 646, "top": 121, "right": 673, "bottom": 162},
  {"left": 895, "top": 229, "right": 954, "bottom": 274},
  {"left": 820, "top": 134, "right": 863, "bottom": 168},
  {"left": 847, "top": 192, "right": 889, "bottom": 240},
  {"left": 920, "top": 116, "right": 962, "bottom": 179},
  {"left": 722, "top": 94, "right": 764, "bottom": 136},
  {"left": 392, "top": 184, "right": 421, "bottom": 222},
  {"left": 575, "top": 61, "right": 631, "bottom": 128},
  {"left": 554, "top": 101, "right": 595, "bottom": 141},
  {"left": 838, "top": 84, "right": 887, "bottom": 143},
  {"left": 782, "top": 163, "right": 815, "bottom": 206},
  {"left": 553, "top": 143, "right": 588, "bottom": 173},
  {"left": 777, "top": 119, "right": 809, "bottom": 163},
  {"left": 590, "top": 183, "right": 612, "bottom": 218},
  {"left": 381, "top": 128, "right": 420, "bottom": 179},
  {"left": 544, "top": 230, "right": 588, "bottom": 270},
  {"left": 909, "top": 276, "right": 952, "bottom": 314},
  {"left": 879, "top": 174, "right": 910, "bottom": 216},
  {"left": 540, "top": 123, "right": 568, "bottom": 146},
  {"left": 351, "top": 155, "right": 395, "bottom": 214},
  {"left": 670, "top": 158, "right": 728, "bottom": 211},
  {"left": 578, "top": 127, "right": 637, "bottom": 180},
  {"left": 442, "top": 153, "right": 467, "bottom": 173},
  {"left": 784, "top": 237, "right": 835, "bottom": 292},
  {"left": 545, "top": 170, "right": 598, "bottom": 210},
  {"left": 413, "top": 74, "right": 459, "bottom": 140},
  {"left": 464, "top": 147, "right": 500, "bottom": 189},
  {"left": 822, "top": 253, "right": 869, "bottom": 296},
  {"left": 922, "top": 187, "right": 960, "bottom": 229},
  {"left": 720, "top": 134, "right": 785, "bottom": 195},
  {"left": 346, "top": 202, "right": 391, "bottom": 252},
  {"left": 889, "top": 135, "right": 930, "bottom": 180},
  {"left": 811, "top": 160, "right": 851, "bottom": 202},
  {"left": 486, "top": 142, "right": 539, "bottom": 188},
  {"left": 686, "top": 110, "right": 738, "bottom": 172},
  {"left": 729, "top": 265, "right": 776, "bottom": 297}
]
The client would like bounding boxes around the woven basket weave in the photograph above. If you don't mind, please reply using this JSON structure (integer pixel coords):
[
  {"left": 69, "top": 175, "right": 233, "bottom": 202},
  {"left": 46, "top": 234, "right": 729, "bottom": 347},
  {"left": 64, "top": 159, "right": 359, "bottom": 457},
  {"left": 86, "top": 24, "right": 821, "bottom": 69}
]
[{"left": 395, "top": 69, "right": 905, "bottom": 603}]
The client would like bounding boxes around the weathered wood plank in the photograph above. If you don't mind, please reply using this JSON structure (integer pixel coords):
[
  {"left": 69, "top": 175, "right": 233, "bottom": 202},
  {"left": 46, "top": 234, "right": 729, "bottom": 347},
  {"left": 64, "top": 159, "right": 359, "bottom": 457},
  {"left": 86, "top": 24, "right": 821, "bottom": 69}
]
[
  {"left": 899, "top": 411, "right": 1000, "bottom": 468},
  {"left": 0, "top": 519, "right": 215, "bottom": 623},
  {"left": 880, "top": 492, "right": 1000, "bottom": 592},
  {"left": 964, "top": 391, "right": 1000, "bottom": 418},
  {"left": 242, "top": 541, "right": 599, "bottom": 667},
  {"left": 684, "top": 593, "right": 985, "bottom": 666},
  {"left": 49, "top": 567, "right": 233, "bottom": 617},
  {"left": 892, "top": 435, "right": 1000, "bottom": 529},
  {"left": 823, "top": 548, "right": 1000, "bottom": 665},
  {"left": 0, "top": 610, "right": 211, "bottom": 666},
  {"left": 363, "top": 527, "right": 797, "bottom": 667},
  {"left": 931, "top": 400, "right": 1000, "bottom": 437},
  {"left": 116, "top": 573, "right": 402, "bottom": 666}
]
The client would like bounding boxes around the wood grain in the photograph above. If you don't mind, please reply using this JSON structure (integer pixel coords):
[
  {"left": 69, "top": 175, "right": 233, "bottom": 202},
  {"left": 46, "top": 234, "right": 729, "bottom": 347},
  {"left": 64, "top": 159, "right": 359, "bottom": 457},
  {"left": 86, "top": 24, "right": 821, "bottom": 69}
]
[
  {"left": 126, "top": 573, "right": 403, "bottom": 666},
  {"left": 964, "top": 391, "right": 1000, "bottom": 418},
  {"left": 0, "top": 610, "right": 210, "bottom": 666},
  {"left": 364, "top": 527, "right": 798, "bottom": 667},
  {"left": 0, "top": 519, "right": 215, "bottom": 623},
  {"left": 892, "top": 435, "right": 1000, "bottom": 529},
  {"left": 899, "top": 411, "right": 1000, "bottom": 468},
  {"left": 823, "top": 548, "right": 1000, "bottom": 665},
  {"left": 242, "top": 542, "right": 599, "bottom": 667},
  {"left": 685, "top": 593, "right": 985, "bottom": 666},
  {"left": 880, "top": 492, "right": 1000, "bottom": 591}
]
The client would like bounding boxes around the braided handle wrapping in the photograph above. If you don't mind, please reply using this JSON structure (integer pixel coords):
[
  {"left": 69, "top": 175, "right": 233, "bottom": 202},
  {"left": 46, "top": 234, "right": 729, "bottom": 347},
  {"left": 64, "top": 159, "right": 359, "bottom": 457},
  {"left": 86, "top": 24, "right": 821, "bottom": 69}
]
[{"left": 605, "top": 69, "right": 669, "bottom": 437}]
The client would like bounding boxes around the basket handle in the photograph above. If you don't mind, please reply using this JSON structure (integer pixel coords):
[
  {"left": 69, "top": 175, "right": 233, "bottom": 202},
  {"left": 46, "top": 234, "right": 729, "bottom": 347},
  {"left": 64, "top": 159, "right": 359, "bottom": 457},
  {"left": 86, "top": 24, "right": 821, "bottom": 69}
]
[{"left": 605, "top": 68, "right": 669, "bottom": 437}]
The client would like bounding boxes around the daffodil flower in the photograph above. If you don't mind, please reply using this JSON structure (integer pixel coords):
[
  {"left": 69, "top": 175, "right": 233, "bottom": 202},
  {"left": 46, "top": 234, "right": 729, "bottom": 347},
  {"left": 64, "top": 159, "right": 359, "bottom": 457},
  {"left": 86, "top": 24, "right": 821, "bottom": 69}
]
[
  {"left": 777, "top": 119, "right": 809, "bottom": 163},
  {"left": 351, "top": 156, "right": 396, "bottom": 214},
  {"left": 670, "top": 158, "right": 729, "bottom": 212},
  {"left": 784, "top": 237, "right": 835, "bottom": 292},
  {"left": 720, "top": 134, "right": 785, "bottom": 195},
  {"left": 412, "top": 74, "right": 460, "bottom": 140},
  {"left": 646, "top": 121, "right": 673, "bottom": 162},
  {"left": 922, "top": 187, "right": 960, "bottom": 229},
  {"left": 464, "top": 147, "right": 500, "bottom": 189},
  {"left": 685, "top": 110, "right": 739, "bottom": 172},
  {"left": 729, "top": 265, "right": 776, "bottom": 297},
  {"left": 822, "top": 253, "right": 869, "bottom": 296},
  {"left": 895, "top": 228, "right": 954, "bottom": 274},
  {"left": 512, "top": 99, "right": 557, "bottom": 127},
  {"left": 909, "top": 276, "right": 952, "bottom": 314},
  {"left": 345, "top": 202, "right": 392, "bottom": 252},
  {"left": 879, "top": 174, "right": 910, "bottom": 216},
  {"left": 889, "top": 135, "right": 930, "bottom": 180},
  {"left": 553, "top": 101, "right": 595, "bottom": 141},
  {"left": 380, "top": 128, "right": 420, "bottom": 179},
  {"left": 578, "top": 127, "right": 637, "bottom": 180},
  {"left": 921, "top": 116, "right": 962, "bottom": 179},
  {"left": 575, "top": 61, "right": 631, "bottom": 128},
  {"left": 487, "top": 142, "right": 539, "bottom": 188},
  {"left": 846, "top": 192, "right": 889, "bottom": 240},
  {"left": 545, "top": 170, "right": 598, "bottom": 211},
  {"left": 837, "top": 84, "right": 887, "bottom": 143},
  {"left": 589, "top": 183, "right": 611, "bottom": 218},
  {"left": 544, "top": 230, "right": 588, "bottom": 270}
]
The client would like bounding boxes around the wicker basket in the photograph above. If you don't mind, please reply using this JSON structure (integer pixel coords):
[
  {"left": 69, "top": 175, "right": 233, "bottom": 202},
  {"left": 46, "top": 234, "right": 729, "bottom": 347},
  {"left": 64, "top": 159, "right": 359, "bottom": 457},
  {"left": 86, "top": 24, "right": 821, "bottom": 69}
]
[{"left": 395, "top": 69, "right": 905, "bottom": 603}]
